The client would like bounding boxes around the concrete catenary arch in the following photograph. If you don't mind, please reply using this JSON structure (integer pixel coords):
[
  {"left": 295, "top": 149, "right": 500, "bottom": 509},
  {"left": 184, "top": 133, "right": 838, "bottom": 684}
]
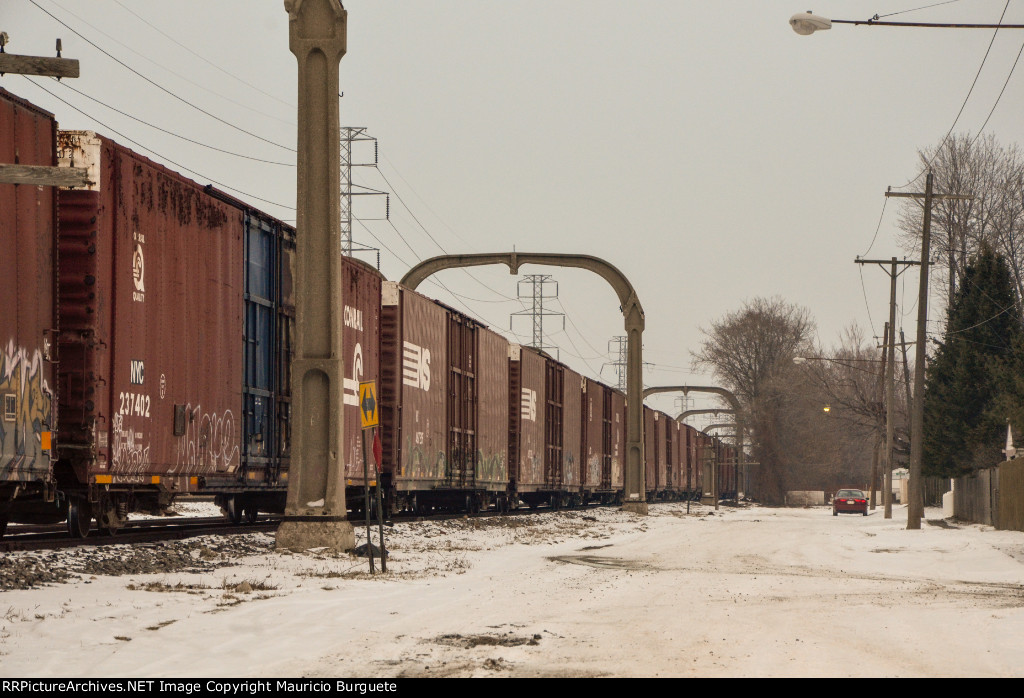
[{"left": 401, "top": 252, "right": 648, "bottom": 512}]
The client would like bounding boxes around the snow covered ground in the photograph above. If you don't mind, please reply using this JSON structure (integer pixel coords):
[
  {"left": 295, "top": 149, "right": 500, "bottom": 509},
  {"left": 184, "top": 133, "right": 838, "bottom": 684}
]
[{"left": 1, "top": 501, "right": 1022, "bottom": 677}]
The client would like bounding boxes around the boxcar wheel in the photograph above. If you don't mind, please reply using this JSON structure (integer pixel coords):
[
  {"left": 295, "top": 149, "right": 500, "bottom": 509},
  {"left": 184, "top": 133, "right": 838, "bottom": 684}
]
[
  {"left": 225, "top": 496, "right": 244, "bottom": 525},
  {"left": 67, "top": 498, "right": 92, "bottom": 539},
  {"left": 244, "top": 506, "right": 259, "bottom": 524}
]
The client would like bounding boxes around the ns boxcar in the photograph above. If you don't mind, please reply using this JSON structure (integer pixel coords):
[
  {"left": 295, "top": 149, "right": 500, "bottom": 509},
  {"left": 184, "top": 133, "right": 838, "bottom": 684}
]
[{"left": 380, "top": 281, "right": 510, "bottom": 513}]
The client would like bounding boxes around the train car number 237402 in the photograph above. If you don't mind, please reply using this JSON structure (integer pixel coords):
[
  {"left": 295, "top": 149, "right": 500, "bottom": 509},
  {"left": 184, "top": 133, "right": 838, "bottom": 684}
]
[{"left": 119, "top": 391, "right": 151, "bottom": 418}]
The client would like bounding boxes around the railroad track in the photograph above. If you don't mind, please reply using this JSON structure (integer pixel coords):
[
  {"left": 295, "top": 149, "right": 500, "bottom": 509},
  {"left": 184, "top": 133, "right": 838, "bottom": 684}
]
[
  {"left": 1, "top": 498, "right": 707, "bottom": 554},
  {"left": 0, "top": 516, "right": 280, "bottom": 553}
]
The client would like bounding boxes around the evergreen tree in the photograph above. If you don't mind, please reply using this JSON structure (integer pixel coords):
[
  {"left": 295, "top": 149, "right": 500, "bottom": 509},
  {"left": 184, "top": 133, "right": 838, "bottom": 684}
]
[{"left": 923, "top": 242, "right": 1024, "bottom": 476}]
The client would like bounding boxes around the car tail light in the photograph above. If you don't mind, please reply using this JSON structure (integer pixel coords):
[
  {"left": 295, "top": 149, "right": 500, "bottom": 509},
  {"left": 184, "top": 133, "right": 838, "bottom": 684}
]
[{"left": 855, "top": 499, "right": 866, "bottom": 503}]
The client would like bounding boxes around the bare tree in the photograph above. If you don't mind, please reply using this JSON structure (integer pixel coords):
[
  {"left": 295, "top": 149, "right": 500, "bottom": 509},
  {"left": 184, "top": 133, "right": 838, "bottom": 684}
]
[
  {"left": 898, "top": 134, "right": 1024, "bottom": 317},
  {"left": 692, "top": 297, "right": 816, "bottom": 504}
]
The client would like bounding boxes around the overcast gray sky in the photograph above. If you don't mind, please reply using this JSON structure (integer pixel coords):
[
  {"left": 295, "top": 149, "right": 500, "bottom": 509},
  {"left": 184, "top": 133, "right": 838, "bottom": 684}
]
[{"left": 6, "top": 0, "right": 1024, "bottom": 421}]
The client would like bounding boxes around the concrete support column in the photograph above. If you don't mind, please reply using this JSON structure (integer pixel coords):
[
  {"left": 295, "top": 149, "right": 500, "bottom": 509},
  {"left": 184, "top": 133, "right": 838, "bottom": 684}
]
[
  {"left": 621, "top": 302, "right": 648, "bottom": 514},
  {"left": 276, "top": 0, "right": 354, "bottom": 551}
]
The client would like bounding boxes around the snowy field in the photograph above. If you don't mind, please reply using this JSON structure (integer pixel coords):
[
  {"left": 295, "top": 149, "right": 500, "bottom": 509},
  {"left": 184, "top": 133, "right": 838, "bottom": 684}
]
[{"left": 1, "top": 501, "right": 1023, "bottom": 678}]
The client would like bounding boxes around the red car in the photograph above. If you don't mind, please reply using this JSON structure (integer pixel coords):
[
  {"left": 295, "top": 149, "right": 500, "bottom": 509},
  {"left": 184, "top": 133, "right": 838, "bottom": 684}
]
[{"left": 833, "top": 489, "right": 868, "bottom": 516}]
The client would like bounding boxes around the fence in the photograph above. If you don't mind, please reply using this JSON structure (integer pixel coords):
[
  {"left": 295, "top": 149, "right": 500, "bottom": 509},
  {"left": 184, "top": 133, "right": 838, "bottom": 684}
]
[{"left": 953, "top": 460, "right": 1024, "bottom": 531}]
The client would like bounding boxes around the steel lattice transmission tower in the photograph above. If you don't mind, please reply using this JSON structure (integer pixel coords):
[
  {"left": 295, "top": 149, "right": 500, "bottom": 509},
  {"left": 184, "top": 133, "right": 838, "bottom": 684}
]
[
  {"left": 606, "top": 336, "right": 628, "bottom": 391},
  {"left": 340, "top": 126, "right": 385, "bottom": 258},
  {"left": 511, "top": 274, "right": 564, "bottom": 358}
]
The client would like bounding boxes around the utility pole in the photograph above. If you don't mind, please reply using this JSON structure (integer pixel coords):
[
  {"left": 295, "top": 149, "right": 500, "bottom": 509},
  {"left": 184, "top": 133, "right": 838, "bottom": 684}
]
[
  {"left": 900, "top": 329, "right": 913, "bottom": 415},
  {"left": 874, "top": 323, "right": 889, "bottom": 512},
  {"left": 886, "top": 176, "right": 971, "bottom": 529},
  {"left": 0, "top": 35, "right": 88, "bottom": 188},
  {"left": 511, "top": 274, "right": 563, "bottom": 357},
  {"left": 856, "top": 256, "right": 919, "bottom": 518}
]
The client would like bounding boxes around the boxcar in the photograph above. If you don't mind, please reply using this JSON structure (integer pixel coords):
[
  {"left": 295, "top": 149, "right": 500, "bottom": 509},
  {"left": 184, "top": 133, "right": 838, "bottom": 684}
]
[
  {"left": 380, "top": 282, "right": 509, "bottom": 513},
  {"left": 581, "top": 378, "right": 605, "bottom": 502},
  {"left": 56, "top": 130, "right": 245, "bottom": 534},
  {"left": 509, "top": 346, "right": 590, "bottom": 509},
  {"left": 0, "top": 89, "right": 58, "bottom": 531},
  {"left": 579, "top": 376, "right": 625, "bottom": 504},
  {"left": 198, "top": 188, "right": 299, "bottom": 523},
  {"left": 681, "top": 422, "right": 699, "bottom": 499},
  {"left": 337, "top": 256, "right": 383, "bottom": 513},
  {"left": 643, "top": 406, "right": 658, "bottom": 500}
]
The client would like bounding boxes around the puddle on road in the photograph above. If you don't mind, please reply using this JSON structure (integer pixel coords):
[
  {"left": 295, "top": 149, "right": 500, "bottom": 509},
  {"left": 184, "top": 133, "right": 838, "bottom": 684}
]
[{"left": 547, "top": 555, "right": 646, "bottom": 570}]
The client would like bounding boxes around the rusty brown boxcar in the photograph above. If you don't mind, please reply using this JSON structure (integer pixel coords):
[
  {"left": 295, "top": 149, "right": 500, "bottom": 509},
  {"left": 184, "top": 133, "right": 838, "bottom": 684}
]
[
  {"left": 337, "top": 256, "right": 382, "bottom": 511},
  {"left": 610, "top": 388, "right": 625, "bottom": 496},
  {"left": 681, "top": 421, "right": 699, "bottom": 498},
  {"left": 581, "top": 378, "right": 604, "bottom": 500},
  {"left": 510, "top": 346, "right": 589, "bottom": 509},
  {"left": 556, "top": 361, "right": 583, "bottom": 504},
  {"left": 56, "top": 131, "right": 244, "bottom": 534},
  {"left": 643, "top": 406, "right": 658, "bottom": 500},
  {"left": 509, "top": 344, "right": 544, "bottom": 507},
  {"left": 476, "top": 324, "right": 509, "bottom": 506},
  {"left": 0, "top": 89, "right": 58, "bottom": 530},
  {"left": 381, "top": 282, "right": 509, "bottom": 513},
  {"left": 664, "top": 415, "right": 680, "bottom": 497}
]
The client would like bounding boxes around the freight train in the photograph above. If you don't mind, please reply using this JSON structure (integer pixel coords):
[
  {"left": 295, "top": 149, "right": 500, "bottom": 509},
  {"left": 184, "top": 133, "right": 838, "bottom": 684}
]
[{"left": 0, "top": 88, "right": 739, "bottom": 538}]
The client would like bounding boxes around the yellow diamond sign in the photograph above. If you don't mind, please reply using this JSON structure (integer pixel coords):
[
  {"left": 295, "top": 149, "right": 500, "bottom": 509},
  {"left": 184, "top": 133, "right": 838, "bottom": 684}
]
[{"left": 359, "top": 381, "right": 379, "bottom": 428}]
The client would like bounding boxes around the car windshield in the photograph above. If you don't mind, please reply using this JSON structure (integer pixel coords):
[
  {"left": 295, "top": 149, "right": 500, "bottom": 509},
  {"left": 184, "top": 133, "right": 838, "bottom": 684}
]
[{"left": 837, "top": 489, "right": 864, "bottom": 498}]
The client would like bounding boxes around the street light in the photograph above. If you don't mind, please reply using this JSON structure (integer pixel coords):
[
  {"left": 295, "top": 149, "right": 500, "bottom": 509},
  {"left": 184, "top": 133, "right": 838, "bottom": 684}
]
[
  {"left": 789, "top": 12, "right": 831, "bottom": 35},
  {"left": 791, "top": 15, "right": 988, "bottom": 530},
  {"left": 790, "top": 11, "right": 1024, "bottom": 34}
]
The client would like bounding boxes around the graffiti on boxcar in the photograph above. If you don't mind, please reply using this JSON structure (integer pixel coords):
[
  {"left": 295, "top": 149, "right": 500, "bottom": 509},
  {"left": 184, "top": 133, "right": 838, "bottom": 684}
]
[
  {"left": 401, "top": 439, "right": 445, "bottom": 480},
  {"left": 564, "top": 452, "right": 577, "bottom": 484},
  {"left": 173, "top": 404, "right": 239, "bottom": 473},
  {"left": 0, "top": 341, "right": 53, "bottom": 478},
  {"left": 475, "top": 450, "right": 506, "bottom": 482},
  {"left": 110, "top": 412, "right": 149, "bottom": 473},
  {"left": 587, "top": 454, "right": 602, "bottom": 485}
]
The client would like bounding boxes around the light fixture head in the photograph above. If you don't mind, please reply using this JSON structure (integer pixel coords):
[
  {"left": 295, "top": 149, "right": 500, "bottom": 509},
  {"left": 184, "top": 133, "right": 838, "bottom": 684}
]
[{"left": 790, "top": 11, "right": 832, "bottom": 35}]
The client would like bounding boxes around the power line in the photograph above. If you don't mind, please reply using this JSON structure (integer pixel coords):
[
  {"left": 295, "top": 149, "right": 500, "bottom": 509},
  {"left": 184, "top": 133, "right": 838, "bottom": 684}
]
[
  {"left": 861, "top": 196, "right": 889, "bottom": 258},
  {"left": 893, "top": 0, "right": 1011, "bottom": 191},
  {"left": 28, "top": 0, "right": 295, "bottom": 153},
  {"left": 44, "top": 77, "right": 294, "bottom": 166},
  {"left": 109, "top": 0, "right": 295, "bottom": 112},
  {"left": 969, "top": 34, "right": 1024, "bottom": 147},
  {"left": 20, "top": 75, "right": 294, "bottom": 213},
  {"left": 876, "top": 0, "right": 964, "bottom": 20}
]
